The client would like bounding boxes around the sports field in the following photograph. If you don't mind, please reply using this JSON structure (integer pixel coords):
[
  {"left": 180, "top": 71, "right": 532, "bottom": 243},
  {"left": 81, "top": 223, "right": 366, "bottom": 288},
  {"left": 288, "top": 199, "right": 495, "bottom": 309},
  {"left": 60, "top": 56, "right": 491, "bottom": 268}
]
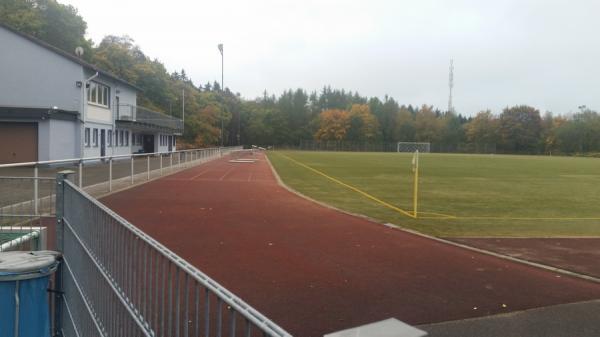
[{"left": 268, "top": 151, "right": 600, "bottom": 237}]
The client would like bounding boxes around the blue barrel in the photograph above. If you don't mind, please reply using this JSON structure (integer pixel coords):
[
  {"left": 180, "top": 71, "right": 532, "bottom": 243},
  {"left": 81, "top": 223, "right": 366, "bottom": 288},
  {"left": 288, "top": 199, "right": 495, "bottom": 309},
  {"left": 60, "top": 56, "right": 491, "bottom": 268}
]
[{"left": 0, "top": 251, "right": 60, "bottom": 337}]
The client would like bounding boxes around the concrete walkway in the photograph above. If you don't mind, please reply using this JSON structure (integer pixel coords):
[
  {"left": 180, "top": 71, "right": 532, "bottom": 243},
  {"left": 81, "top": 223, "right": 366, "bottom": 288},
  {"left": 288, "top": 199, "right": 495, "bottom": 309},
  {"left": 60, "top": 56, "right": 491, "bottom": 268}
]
[{"left": 420, "top": 300, "right": 600, "bottom": 337}]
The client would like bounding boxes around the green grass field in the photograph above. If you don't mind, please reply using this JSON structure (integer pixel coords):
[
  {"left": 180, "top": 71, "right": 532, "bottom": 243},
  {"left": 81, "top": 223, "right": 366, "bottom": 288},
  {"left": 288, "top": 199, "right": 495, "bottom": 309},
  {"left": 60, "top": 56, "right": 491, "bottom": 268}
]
[{"left": 268, "top": 151, "right": 600, "bottom": 237}]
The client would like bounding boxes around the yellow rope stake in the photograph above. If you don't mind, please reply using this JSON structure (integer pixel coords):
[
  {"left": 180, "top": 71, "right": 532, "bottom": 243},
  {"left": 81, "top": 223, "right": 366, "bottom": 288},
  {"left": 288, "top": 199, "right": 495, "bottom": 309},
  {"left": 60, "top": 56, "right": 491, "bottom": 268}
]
[
  {"left": 279, "top": 153, "right": 417, "bottom": 219},
  {"left": 412, "top": 150, "right": 419, "bottom": 218}
]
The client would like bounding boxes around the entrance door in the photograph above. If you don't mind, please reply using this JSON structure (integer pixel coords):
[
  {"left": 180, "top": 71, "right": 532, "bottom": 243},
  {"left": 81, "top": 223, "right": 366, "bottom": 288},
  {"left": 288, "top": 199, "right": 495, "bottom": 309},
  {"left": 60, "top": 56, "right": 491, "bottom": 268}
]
[
  {"left": 100, "top": 129, "right": 106, "bottom": 157},
  {"left": 143, "top": 135, "right": 154, "bottom": 153}
]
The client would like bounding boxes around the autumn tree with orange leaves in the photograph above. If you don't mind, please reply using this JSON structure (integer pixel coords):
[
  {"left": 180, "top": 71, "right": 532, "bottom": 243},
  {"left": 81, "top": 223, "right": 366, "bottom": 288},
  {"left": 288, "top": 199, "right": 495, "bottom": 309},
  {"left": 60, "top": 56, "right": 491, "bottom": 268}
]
[{"left": 314, "top": 109, "right": 350, "bottom": 141}]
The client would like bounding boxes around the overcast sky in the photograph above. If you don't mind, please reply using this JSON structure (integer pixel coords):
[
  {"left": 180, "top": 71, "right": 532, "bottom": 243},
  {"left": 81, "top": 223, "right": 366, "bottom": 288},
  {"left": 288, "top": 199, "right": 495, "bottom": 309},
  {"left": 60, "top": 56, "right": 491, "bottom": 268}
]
[{"left": 61, "top": 0, "right": 599, "bottom": 115}]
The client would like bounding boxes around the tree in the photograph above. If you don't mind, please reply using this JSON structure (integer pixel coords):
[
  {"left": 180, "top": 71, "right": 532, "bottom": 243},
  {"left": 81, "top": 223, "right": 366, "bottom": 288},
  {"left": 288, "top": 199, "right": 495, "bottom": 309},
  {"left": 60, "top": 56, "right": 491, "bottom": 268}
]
[
  {"left": 0, "top": 0, "right": 43, "bottom": 36},
  {"left": 0, "top": 0, "right": 92, "bottom": 60},
  {"left": 465, "top": 110, "right": 498, "bottom": 145},
  {"left": 346, "top": 104, "right": 380, "bottom": 141},
  {"left": 314, "top": 109, "right": 350, "bottom": 141},
  {"left": 394, "top": 105, "right": 416, "bottom": 141},
  {"left": 439, "top": 113, "right": 466, "bottom": 145},
  {"left": 415, "top": 105, "right": 442, "bottom": 142},
  {"left": 555, "top": 109, "right": 600, "bottom": 154},
  {"left": 498, "top": 105, "right": 542, "bottom": 153}
]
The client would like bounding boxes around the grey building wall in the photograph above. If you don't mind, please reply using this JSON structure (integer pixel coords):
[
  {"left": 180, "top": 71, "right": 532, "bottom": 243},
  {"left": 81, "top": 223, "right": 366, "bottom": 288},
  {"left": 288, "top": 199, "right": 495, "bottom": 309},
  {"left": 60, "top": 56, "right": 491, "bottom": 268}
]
[
  {"left": 36, "top": 119, "right": 79, "bottom": 161},
  {"left": 48, "top": 119, "right": 79, "bottom": 160},
  {"left": 37, "top": 120, "right": 50, "bottom": 161},
  {"left": 0, "top": 27, "right": 84, "bottom": 111}
]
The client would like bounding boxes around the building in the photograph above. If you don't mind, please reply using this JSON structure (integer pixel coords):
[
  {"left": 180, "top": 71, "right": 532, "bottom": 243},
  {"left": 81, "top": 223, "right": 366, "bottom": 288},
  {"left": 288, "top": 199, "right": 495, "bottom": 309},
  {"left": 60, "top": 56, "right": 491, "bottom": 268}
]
[{"left": 0, "top": 23, "right": 183, "bottom": 164}]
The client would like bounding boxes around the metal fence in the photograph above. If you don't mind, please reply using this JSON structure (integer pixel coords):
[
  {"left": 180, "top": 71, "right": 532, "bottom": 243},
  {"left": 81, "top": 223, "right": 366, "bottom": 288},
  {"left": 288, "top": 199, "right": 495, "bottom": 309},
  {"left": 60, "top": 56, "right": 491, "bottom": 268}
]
[
  {"left": 276, "top": 140, "right": 497, "bottom": 154},
  {"left": 117, "top": 104, "right": 184, "bottom": 133},
  {"left": 0, "top": 176, "right": 54, "bottom": 252},
  {"left": 0, "top": 147, "right": 241, "bottom": 253},
  {"left": 55, "top": 173, "right": 291, "bottom": 337}
]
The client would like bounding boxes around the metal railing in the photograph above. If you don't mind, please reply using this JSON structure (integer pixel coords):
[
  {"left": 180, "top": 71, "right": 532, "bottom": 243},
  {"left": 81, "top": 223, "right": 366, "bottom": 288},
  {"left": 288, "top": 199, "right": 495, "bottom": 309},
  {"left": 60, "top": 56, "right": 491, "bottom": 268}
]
[
  {"left": 0, "top": 176, "right": 54, "bottom": 252},
  {"left": 117, "top": 104, "right": 184, "bottom": 133},
  {"left": 0, "top": 147, "right": 239, "bottom": 211},
  {"left": 0, "top": 146, "right": 242, "bottom": 252},
  {"left": 55, "top": 172, "right": 292, "bottom": 337}
]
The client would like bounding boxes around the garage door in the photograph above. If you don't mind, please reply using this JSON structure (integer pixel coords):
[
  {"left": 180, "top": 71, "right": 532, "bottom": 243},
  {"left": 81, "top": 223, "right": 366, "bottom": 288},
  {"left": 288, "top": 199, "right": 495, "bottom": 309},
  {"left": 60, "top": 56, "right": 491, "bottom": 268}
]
[{"left": 0, "top": 123, "right": 38, "bottom": 164}]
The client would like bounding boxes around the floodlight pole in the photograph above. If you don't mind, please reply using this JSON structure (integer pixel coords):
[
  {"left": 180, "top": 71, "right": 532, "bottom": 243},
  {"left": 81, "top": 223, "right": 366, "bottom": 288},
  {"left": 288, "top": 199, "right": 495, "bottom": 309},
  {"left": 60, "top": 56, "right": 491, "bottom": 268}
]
[{"left": 218, "top": 43, "right": 224, "bottom": 147}]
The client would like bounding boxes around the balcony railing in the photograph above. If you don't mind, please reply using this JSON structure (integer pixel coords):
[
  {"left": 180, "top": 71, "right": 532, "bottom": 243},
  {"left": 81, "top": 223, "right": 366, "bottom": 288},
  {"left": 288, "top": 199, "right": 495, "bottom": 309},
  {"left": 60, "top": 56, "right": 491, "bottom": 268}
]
[{"left": 116, "top": 104, "right": 183, "bottom": 133}]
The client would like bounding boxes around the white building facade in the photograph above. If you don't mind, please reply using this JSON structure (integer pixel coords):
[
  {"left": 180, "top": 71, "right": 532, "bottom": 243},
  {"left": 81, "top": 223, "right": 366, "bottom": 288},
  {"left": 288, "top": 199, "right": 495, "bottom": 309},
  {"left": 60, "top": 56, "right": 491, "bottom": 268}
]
[{"left": 0, "top": 23, "right": 182, "bottom": 164}]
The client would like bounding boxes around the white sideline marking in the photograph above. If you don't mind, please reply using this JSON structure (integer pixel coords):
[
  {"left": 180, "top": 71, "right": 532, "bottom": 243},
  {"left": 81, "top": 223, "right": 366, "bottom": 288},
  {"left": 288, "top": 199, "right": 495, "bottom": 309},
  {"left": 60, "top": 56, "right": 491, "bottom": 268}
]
[
  {"left": 191, "top": 170, "right": 210, "bottom": 180},
  {"left": 219, "top": 167, "right": 235, "bottom": 181}
]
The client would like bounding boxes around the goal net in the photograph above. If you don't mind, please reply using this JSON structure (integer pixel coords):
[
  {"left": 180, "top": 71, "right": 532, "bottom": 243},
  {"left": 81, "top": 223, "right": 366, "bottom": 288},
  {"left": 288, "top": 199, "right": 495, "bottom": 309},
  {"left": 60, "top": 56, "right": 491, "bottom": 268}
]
[{"left": 397, "top": 142, "right": 431, "bottom": 153}]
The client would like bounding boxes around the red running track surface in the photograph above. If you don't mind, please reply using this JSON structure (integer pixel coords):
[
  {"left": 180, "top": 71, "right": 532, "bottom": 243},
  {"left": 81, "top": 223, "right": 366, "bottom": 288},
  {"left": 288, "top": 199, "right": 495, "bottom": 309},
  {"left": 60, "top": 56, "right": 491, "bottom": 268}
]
[{"left": 101, "top": 153, "right": 600, "bottom": 336}]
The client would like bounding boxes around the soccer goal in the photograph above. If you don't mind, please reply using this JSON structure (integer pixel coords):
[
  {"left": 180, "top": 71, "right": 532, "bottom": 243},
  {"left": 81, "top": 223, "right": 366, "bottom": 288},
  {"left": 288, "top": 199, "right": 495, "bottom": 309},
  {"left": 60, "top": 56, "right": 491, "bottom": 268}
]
[{"left": 397, "top": 142, "right": 430, "bottom": 153}]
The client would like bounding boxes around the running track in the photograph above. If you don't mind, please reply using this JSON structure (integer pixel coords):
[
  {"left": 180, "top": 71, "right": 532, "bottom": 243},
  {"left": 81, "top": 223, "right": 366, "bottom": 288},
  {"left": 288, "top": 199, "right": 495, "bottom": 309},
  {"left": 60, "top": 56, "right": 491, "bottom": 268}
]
[{"left": 101, "top": 153, "right": 600, "bottom": 336}]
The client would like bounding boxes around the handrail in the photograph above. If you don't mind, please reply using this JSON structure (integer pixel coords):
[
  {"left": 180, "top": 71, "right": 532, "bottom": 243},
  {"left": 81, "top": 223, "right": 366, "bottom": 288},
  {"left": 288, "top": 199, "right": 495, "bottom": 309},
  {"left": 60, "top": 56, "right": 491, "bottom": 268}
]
[
  {"left": 63, "top": 179, "right": 293, "bottom": 337},
  {"left": 0, "top": 146, "right": 240, "bottom": 169}
]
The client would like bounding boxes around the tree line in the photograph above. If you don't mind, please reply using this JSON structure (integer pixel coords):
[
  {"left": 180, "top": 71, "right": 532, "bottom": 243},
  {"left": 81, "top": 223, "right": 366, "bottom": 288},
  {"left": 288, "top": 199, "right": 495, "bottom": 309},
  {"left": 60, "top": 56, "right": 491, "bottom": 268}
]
[{"left": 2, "top": 0, "right": 600, "bottom": 155}]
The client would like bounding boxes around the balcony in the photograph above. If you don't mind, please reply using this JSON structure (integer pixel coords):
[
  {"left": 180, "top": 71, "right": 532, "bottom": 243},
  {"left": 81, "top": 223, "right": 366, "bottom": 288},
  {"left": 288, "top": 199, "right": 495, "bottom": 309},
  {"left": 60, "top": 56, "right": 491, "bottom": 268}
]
[{"left": 116, "top": 104, "right": 183, "bottom": 134}]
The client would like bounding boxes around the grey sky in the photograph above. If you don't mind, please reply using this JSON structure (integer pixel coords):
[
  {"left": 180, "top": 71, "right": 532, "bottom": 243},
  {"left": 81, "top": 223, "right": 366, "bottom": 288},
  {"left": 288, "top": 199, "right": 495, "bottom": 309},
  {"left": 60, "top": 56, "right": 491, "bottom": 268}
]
[{"left": 61, "top": 0, "right": 599, "bottom": 115}]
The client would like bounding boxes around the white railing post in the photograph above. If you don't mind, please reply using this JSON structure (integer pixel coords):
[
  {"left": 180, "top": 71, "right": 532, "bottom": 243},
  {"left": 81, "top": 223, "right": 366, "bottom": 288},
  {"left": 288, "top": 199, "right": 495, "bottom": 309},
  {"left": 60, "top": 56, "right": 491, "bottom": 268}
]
[
  {"left": 109, "top": 157, "right": 113, "bottom": 192},
  {"left": 78, "top": 160, "right": 83, "bottom": 188},
  {"left": 160, "top": 154, "right": 163, "bottom": 175},
  {"left": 147, "top": 155, "right": 150, "bottom": 180},
  {"left": 170, "top": 153, "right": 173, "bottom": 171},
  {"left": 130, "top": 156, "right": 134, "bottom": 185},
  {"left": 33, "top": 165, "right": 39, "bottom": 215}
]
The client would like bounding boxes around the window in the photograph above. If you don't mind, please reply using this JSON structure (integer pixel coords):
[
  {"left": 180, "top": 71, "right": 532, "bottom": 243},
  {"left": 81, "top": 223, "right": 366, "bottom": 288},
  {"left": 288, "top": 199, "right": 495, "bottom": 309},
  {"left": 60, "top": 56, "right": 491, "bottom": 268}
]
[
  {"left": 87, "top": 81, "right": 110, "bottom": 107},
  {"left": 125, "top": 131, "right": 129, "bottom": 146},
  {"left": 107, "top": 130, "right": 112, "bottom": 147},
  {"left": 92, "top": 128, "right": 98, "bottom": 147},
  {"left": 84, "top": 128, "right": 90, "bottom": 147},
  {"left": 119, "top": 130, "right": 124, "bottom": 146}
]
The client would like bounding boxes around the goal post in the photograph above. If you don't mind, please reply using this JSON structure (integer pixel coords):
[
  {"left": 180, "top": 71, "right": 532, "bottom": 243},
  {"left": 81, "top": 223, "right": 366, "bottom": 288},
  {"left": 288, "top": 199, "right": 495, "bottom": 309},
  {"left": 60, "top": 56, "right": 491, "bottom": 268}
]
[{"left": 397, "top": 142, "right": 430, "bottom": 153}]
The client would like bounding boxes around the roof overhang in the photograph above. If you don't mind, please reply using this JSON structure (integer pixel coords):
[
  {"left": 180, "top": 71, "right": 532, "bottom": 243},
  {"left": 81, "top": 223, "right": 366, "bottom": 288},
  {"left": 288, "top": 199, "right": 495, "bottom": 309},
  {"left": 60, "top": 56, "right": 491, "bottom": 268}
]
[
  {"left": 0, "top": 107, "right": 79, "bottom": 121},
  {"left": 116, "top": 120, "right": 182, "bottom": 135}
]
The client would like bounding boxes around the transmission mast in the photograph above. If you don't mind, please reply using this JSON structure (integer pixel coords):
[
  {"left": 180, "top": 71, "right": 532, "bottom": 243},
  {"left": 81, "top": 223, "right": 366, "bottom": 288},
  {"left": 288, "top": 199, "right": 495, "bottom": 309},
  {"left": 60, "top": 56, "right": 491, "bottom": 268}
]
[{"left": 448, "top": 59, "right": 454, "bottom": 114}]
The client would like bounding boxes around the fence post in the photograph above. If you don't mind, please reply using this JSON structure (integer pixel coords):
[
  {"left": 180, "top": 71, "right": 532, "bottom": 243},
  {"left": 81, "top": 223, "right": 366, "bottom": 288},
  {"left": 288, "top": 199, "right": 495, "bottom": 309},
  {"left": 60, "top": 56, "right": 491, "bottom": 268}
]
[
  {"left": 160, "top": 154, "right": 163, "bottom": 175},
  {"left": 147, "top": 155, "right": 150, "bottom": 180},
  {"left": 54, "top": 171, "right": 72, "bottom": 337},
  {"left": 78, "top": 160, "right": 83, "bottom": 188},
  {"left": 131, "top": 156, "right": 134, "bottom": 185},
  {"left": 55, "top": 170, "right": 73, "bottom": 252},
  {"left": 33, "top": 165, "right": 39, "bottom": 215},
  {"left": 170, "top": 153, "right": 173, "bottom": 171},
  {"left": 109, "top": 157, "right": 113, "bottom": 192}
]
